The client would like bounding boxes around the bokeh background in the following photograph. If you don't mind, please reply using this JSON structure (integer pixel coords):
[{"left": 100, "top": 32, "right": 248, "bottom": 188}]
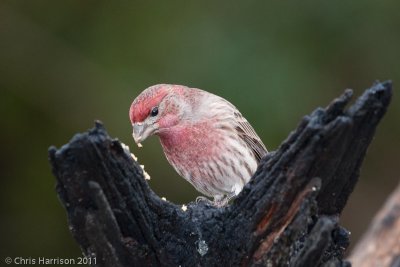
[{"left": 1, "top": 0, "right": 399, "bottom": 262}]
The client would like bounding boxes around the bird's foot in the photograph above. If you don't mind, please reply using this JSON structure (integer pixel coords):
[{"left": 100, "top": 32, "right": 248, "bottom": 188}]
[
  {"left": 213, "top": 195, "right": 235, "bottom": 207},
  {"left": 196, "top": 196, "right": 213, "bottom": 205},
  {"left": 215, "top": 192, "right": 239, "bottom": 207},
  {"left": 213, "top": 198, "right": 229, "bottom": 207},
  {"left": 196, "top": 195, "right": 235, "bottom": 207}
]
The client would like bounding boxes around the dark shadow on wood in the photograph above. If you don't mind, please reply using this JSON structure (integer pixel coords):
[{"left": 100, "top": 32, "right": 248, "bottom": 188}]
[{"left": 49, "top": 81, "right": 392, "bottom": 267}]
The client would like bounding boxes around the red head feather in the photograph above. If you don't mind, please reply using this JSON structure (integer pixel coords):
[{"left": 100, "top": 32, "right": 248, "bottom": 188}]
[{"left": 129, "top": 84, "right": 171, "bottom": 124}]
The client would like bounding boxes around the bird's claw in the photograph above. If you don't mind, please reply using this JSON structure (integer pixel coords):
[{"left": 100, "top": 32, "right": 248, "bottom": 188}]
[
  {"left": 196, "top": 195, "right": 233, "bottom": 207},
  {"left": 196, "top": 196, "right": 213, "bottom": 205}
]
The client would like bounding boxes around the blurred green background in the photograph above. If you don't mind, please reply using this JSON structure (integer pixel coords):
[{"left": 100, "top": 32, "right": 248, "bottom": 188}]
[{"left": 1, "top": 0, "right": 399, "bottom": 262}]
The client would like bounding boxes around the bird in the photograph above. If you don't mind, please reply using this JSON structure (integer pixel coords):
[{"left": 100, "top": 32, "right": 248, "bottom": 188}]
[{"left": 129, "top": 84, "right": 267, "bottom": 206}]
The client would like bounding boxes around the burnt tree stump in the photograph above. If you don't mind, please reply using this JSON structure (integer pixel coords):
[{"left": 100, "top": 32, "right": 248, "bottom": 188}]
[{"left": 49, "top": 81, "right": 392, "bottom": 267}]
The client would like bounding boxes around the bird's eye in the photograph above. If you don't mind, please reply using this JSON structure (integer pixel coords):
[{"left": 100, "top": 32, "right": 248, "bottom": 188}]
[{"left": 150, "top": 106, "right": 159, "bottom": 117}]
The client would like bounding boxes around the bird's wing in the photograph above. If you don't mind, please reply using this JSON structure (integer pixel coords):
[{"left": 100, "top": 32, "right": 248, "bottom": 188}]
[{"left": 234, "top": 111, "right": 268, "bottom": 162}]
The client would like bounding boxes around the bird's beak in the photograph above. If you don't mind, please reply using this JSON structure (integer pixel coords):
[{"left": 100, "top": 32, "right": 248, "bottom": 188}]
[{"left": 132, "top": 122, "right": 155, "bottom": 145}]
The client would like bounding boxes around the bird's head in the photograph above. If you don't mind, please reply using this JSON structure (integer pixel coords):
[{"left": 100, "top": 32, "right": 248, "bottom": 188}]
[{"left": 129, "top": 84, "right": 187, "bottom": 145}]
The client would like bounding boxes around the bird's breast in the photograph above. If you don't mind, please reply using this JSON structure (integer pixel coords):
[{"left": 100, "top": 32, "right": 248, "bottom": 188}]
[
  {"left": 158, "top": 123, "right": 216, "bottom": 162},
  {"left": 157, "top": 121, "right": 259, "bottom": 197}
]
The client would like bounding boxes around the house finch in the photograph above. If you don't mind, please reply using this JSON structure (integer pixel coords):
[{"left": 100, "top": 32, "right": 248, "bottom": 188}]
[{"left": 129, "top": 84, "right": 267, "bottom": 206}]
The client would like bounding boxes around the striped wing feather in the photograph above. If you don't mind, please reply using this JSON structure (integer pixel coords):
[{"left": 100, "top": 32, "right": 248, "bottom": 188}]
[{"left": 234, "top": 112, "right": 268, "bottom": 162}]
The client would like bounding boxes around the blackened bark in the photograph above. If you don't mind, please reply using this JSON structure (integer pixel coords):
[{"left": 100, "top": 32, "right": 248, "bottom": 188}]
[{"left": 49, "top": 81, "right": 392, "bottom": 267}]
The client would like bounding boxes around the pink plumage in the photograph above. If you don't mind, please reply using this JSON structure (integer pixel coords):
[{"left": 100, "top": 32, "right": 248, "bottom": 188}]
[{"left": 129, "top": 84, "right": 267, "bottom": 206}]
